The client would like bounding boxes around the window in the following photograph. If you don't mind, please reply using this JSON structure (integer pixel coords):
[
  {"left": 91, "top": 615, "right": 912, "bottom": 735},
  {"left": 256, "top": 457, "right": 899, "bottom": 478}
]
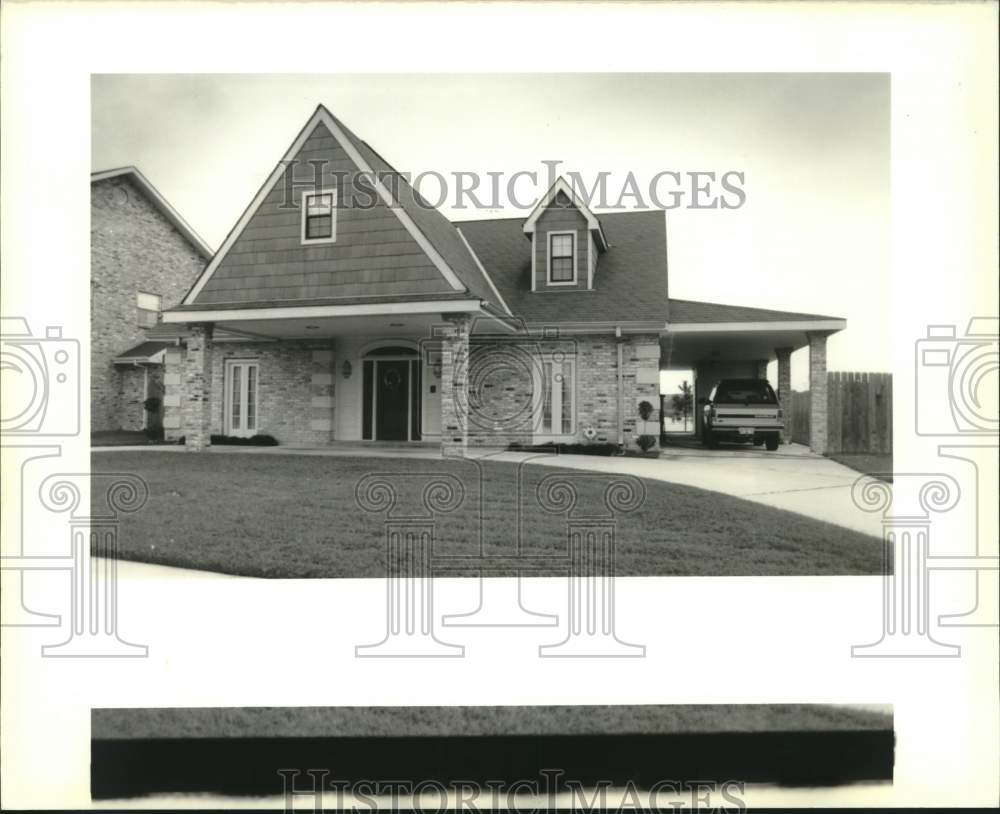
[
  {"left": 537, "top": 356, "right": 575, "bottom": 437},
  {"left": 136, "top": 292, "right": 161, "bottom": 328},
  {"left": 548, "top": 232, "right": 576, "bottom": 283},
  {"left": 225, "top": 360, "right": 259, "bottom": 437},
  {"left": 301, "top": 188, "right": 337, "bottom": 244},
  {"left": 714, "top": 381, "right": 778, "bottom": 405}
]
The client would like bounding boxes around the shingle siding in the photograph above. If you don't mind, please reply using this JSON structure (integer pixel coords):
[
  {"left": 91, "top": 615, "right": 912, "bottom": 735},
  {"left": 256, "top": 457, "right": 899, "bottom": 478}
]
[
  {"left": 193, "top": 122, "right": 455, "bottom": 306},
  {"left": 533, "top": 203, "right": 590, "bottom": 291},
  {"left": 90, "top": 176, "right": 206, "bottom": 431}
]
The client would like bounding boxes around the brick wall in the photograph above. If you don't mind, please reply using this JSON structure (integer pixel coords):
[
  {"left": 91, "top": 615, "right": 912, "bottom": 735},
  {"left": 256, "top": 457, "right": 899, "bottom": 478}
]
[
  {"left": 117, "top": 367, "right": 146, "bottom": 431},
  {"left": 209, "top": 341, "right": 336, "bottom": 446},
  {"left": 464, "top": 333, "right": 662, "bottom": 449},
  {"left": 91, "top": 176, "right": 206, "bottom": 431},
  {"left": 620, "top": 334, "right": 663, "bottom": 450}
]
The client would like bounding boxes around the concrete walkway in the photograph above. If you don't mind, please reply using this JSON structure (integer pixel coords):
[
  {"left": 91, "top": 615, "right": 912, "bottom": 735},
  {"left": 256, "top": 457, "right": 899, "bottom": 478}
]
[{"left": 94, "top": 440, "right": 884, "bottom": 537}]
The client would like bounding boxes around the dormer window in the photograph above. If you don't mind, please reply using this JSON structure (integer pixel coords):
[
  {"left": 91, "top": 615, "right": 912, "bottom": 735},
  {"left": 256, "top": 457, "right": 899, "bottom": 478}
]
[
  {"left": 301, "top": 188, "right": 337, "bottom": 244},
  {"left": 548, "top": 231, "right": 576, "bottom": 284}
]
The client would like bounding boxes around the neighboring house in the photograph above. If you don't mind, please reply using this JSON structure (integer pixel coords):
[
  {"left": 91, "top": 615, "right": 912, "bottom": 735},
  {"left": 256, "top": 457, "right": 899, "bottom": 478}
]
[
  {"left": 91, "top": 167, "right": 213, "bottom": 433},
  {"left": 161, "top": 105, "right": 845, "bottom": 453}
]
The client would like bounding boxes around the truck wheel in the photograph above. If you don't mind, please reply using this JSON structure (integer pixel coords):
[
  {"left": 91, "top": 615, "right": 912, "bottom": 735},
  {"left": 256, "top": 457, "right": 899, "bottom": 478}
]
[{"left": 765, "top": 435, "right": 779, "bottom": 451}]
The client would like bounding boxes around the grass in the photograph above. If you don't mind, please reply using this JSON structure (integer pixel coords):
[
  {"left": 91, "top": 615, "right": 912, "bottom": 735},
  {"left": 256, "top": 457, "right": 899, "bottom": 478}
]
[
  {"left": 827, "top": 453, "right": 893, "bottom": 482},
  {"left": 92, "top": 451, "right": 881, "bottom": 577},
  {"left": 92, "top": 704, "right": 892, "bottom": 740}
]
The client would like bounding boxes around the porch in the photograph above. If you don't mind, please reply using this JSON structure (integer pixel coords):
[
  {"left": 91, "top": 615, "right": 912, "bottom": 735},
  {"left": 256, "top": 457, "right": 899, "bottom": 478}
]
[{"left": 160, "top": 301, "right": 488, "bottom": 452}]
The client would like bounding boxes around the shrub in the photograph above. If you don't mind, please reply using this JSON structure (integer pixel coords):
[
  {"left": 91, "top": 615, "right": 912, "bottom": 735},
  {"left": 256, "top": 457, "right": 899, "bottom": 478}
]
[
  {"left": 144, "top": 425, "right": 165, "bottom": 441},
  {"left": 636, "top": 434, "right": 657, "bottom": 453},
  {"left": 637, "top": 400, "right": 655, "bottom": 421},
  {"left": 142, "top": 396, "right": 161, "bottom": 413},
  {"left": 507, "top": 442, "right": 618, "bottom": 457},
  {"left": 209, "top": 434, "right": 280, "bottom": 446}
]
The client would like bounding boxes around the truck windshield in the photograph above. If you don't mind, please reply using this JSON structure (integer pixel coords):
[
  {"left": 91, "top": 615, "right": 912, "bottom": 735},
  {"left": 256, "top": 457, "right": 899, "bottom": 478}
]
[{"left": 715, "top": 381, "right": 777, "bottom": 404}]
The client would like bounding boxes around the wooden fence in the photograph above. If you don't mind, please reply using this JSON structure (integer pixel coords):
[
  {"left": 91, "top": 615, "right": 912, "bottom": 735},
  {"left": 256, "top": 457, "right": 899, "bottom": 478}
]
[{"left": 785, "top": 372, "right": 893, "bottom": 453}]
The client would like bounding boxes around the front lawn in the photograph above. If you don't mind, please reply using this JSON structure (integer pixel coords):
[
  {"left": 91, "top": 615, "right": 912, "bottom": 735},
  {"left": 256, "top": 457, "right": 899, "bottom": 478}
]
[{"left": 92, "top": 451, "right": 882, "bottom": 577}]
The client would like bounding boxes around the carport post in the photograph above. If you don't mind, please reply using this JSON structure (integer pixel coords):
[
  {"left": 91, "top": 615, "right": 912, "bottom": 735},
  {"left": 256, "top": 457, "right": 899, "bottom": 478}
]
[
  {"left": 775, "top": 347, "right": 793, "bottom": 444},
  {"left": 807, "top": 331, "right": 831, "bottom": 454}
]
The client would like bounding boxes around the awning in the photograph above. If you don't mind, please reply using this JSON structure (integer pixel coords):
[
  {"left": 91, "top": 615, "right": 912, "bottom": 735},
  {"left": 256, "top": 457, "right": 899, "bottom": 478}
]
[{"left": 112, "top": 341, "right": 171, "bottom": 365}]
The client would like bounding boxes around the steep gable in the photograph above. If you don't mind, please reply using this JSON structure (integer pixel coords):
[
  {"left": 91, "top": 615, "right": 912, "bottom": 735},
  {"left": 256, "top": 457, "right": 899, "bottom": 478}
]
[
  {"left": 190, "top": 120, "right": 458, "bottom": 306},
  {"left": 184, "top": 107, "right": 510, "bottom": 313}
]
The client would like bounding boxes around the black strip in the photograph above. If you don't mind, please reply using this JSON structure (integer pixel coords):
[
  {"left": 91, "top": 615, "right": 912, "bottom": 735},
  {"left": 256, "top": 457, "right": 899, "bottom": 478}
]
[
  {"left": 411, "top": 359, "right": 422, "bottom": 441},
  {"left": 92, "top": 730, "right": 893, "bottom": 799},
  {"left": 361, "top": 360, "right": 373, "bottom": 440}
]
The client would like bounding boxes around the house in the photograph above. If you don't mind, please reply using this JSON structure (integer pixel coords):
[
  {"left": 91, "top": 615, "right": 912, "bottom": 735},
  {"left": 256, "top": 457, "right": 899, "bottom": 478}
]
[
  {"left": 91, "top": 167, "right": 213, "bottom": 433},
  {"left": 160, "top": 105, "right": 845, "bottom": 453}
]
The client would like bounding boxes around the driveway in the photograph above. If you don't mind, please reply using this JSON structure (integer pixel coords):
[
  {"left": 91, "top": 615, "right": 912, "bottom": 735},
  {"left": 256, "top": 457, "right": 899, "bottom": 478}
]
[{"left": 519, "top": 440, "right": 883, "bottom": 538}]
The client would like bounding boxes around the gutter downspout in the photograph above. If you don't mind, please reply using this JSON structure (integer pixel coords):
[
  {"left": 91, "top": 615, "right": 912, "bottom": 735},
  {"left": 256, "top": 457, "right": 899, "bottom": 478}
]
[{"left": 616, "top": 325, "right": 624, "bottom": 453}]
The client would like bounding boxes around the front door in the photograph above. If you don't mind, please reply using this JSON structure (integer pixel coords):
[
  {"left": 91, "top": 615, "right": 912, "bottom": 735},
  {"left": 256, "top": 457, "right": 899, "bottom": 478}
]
[
  {"left": 375, "top": 359, "right": 410, "bottom": 441},
  {"left": 225, "top": 360, "right": 258, "bottom": 437}
]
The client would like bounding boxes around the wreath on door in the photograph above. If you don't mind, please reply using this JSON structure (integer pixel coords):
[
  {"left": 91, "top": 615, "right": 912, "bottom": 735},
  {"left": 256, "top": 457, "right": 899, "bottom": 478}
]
[{"left": 382, "top": 368, "right": 402, "bottom": 393}]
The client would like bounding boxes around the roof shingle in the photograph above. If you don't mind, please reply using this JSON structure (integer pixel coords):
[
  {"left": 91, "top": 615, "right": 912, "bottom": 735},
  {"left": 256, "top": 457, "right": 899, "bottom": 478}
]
[{"left": 457, "top": 210, "right": 670, "bottom": 326}]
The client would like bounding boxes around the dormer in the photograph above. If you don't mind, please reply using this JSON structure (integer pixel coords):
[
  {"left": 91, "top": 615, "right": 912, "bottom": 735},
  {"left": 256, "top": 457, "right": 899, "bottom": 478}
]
[{"left": 524, "top": 177, "right": 608, "bottom": 292}]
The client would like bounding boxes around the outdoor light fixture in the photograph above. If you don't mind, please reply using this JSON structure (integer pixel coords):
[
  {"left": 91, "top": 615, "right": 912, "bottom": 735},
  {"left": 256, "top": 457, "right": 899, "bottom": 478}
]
[{"left": 341, "top": 360, "right": 352, "bottom": 379}]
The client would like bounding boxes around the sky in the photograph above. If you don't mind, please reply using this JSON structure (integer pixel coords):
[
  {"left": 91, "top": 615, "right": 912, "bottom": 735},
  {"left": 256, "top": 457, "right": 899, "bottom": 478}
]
[{"left": 92, "top": 74, "right": 890, "bottom": 390}]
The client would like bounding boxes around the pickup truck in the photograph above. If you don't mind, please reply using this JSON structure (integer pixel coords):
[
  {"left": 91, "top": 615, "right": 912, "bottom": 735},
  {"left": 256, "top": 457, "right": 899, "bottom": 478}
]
[{"left": 701, "top": 378, "right": 784, "bottom": 450}]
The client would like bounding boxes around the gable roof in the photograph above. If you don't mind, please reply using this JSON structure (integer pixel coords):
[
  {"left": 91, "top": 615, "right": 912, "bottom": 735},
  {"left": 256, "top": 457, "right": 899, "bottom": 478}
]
[
  {"left": 457, "top": 210, "right": 669, "bottom": 326},
  {"left": 329, "top": 110, "right": 511, "bottom": 315},
  {"left": 91, "top": 167, "right": 214, "bottom": 260},
  {"left": 667, "top": 299, "right": 842, "bottom": 324},
  {"left": 523, "top": 176, "right": 608, "bottom": 251},
  {"left": 180, "top": 106, "right": 509, "bottom": 314}
]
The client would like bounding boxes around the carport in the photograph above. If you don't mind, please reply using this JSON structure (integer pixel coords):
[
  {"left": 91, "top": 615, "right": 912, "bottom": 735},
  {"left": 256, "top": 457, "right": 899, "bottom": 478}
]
[{"left": 660, "top": 299, "right": 847, "bottom": 453}]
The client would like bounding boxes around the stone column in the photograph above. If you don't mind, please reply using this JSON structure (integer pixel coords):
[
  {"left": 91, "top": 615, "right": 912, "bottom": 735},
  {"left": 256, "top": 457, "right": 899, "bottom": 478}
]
[
  {"left": 183, "top": 324, "right": 214, "bottom": 451},
  {"left": 309, "top": 346, "right": 336, "bottom": 444},
  {"left": 775, "top": 347, "right": 793, "bottom": 444},
  {"left": 439, "top": 315, "right": 471, "bottom": 456},
  {"left": 807, "top": 331, "right": 830, "bottom": 454},
  {"left": 162, "top": 346, "right": 185, "bottom": 442}
]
